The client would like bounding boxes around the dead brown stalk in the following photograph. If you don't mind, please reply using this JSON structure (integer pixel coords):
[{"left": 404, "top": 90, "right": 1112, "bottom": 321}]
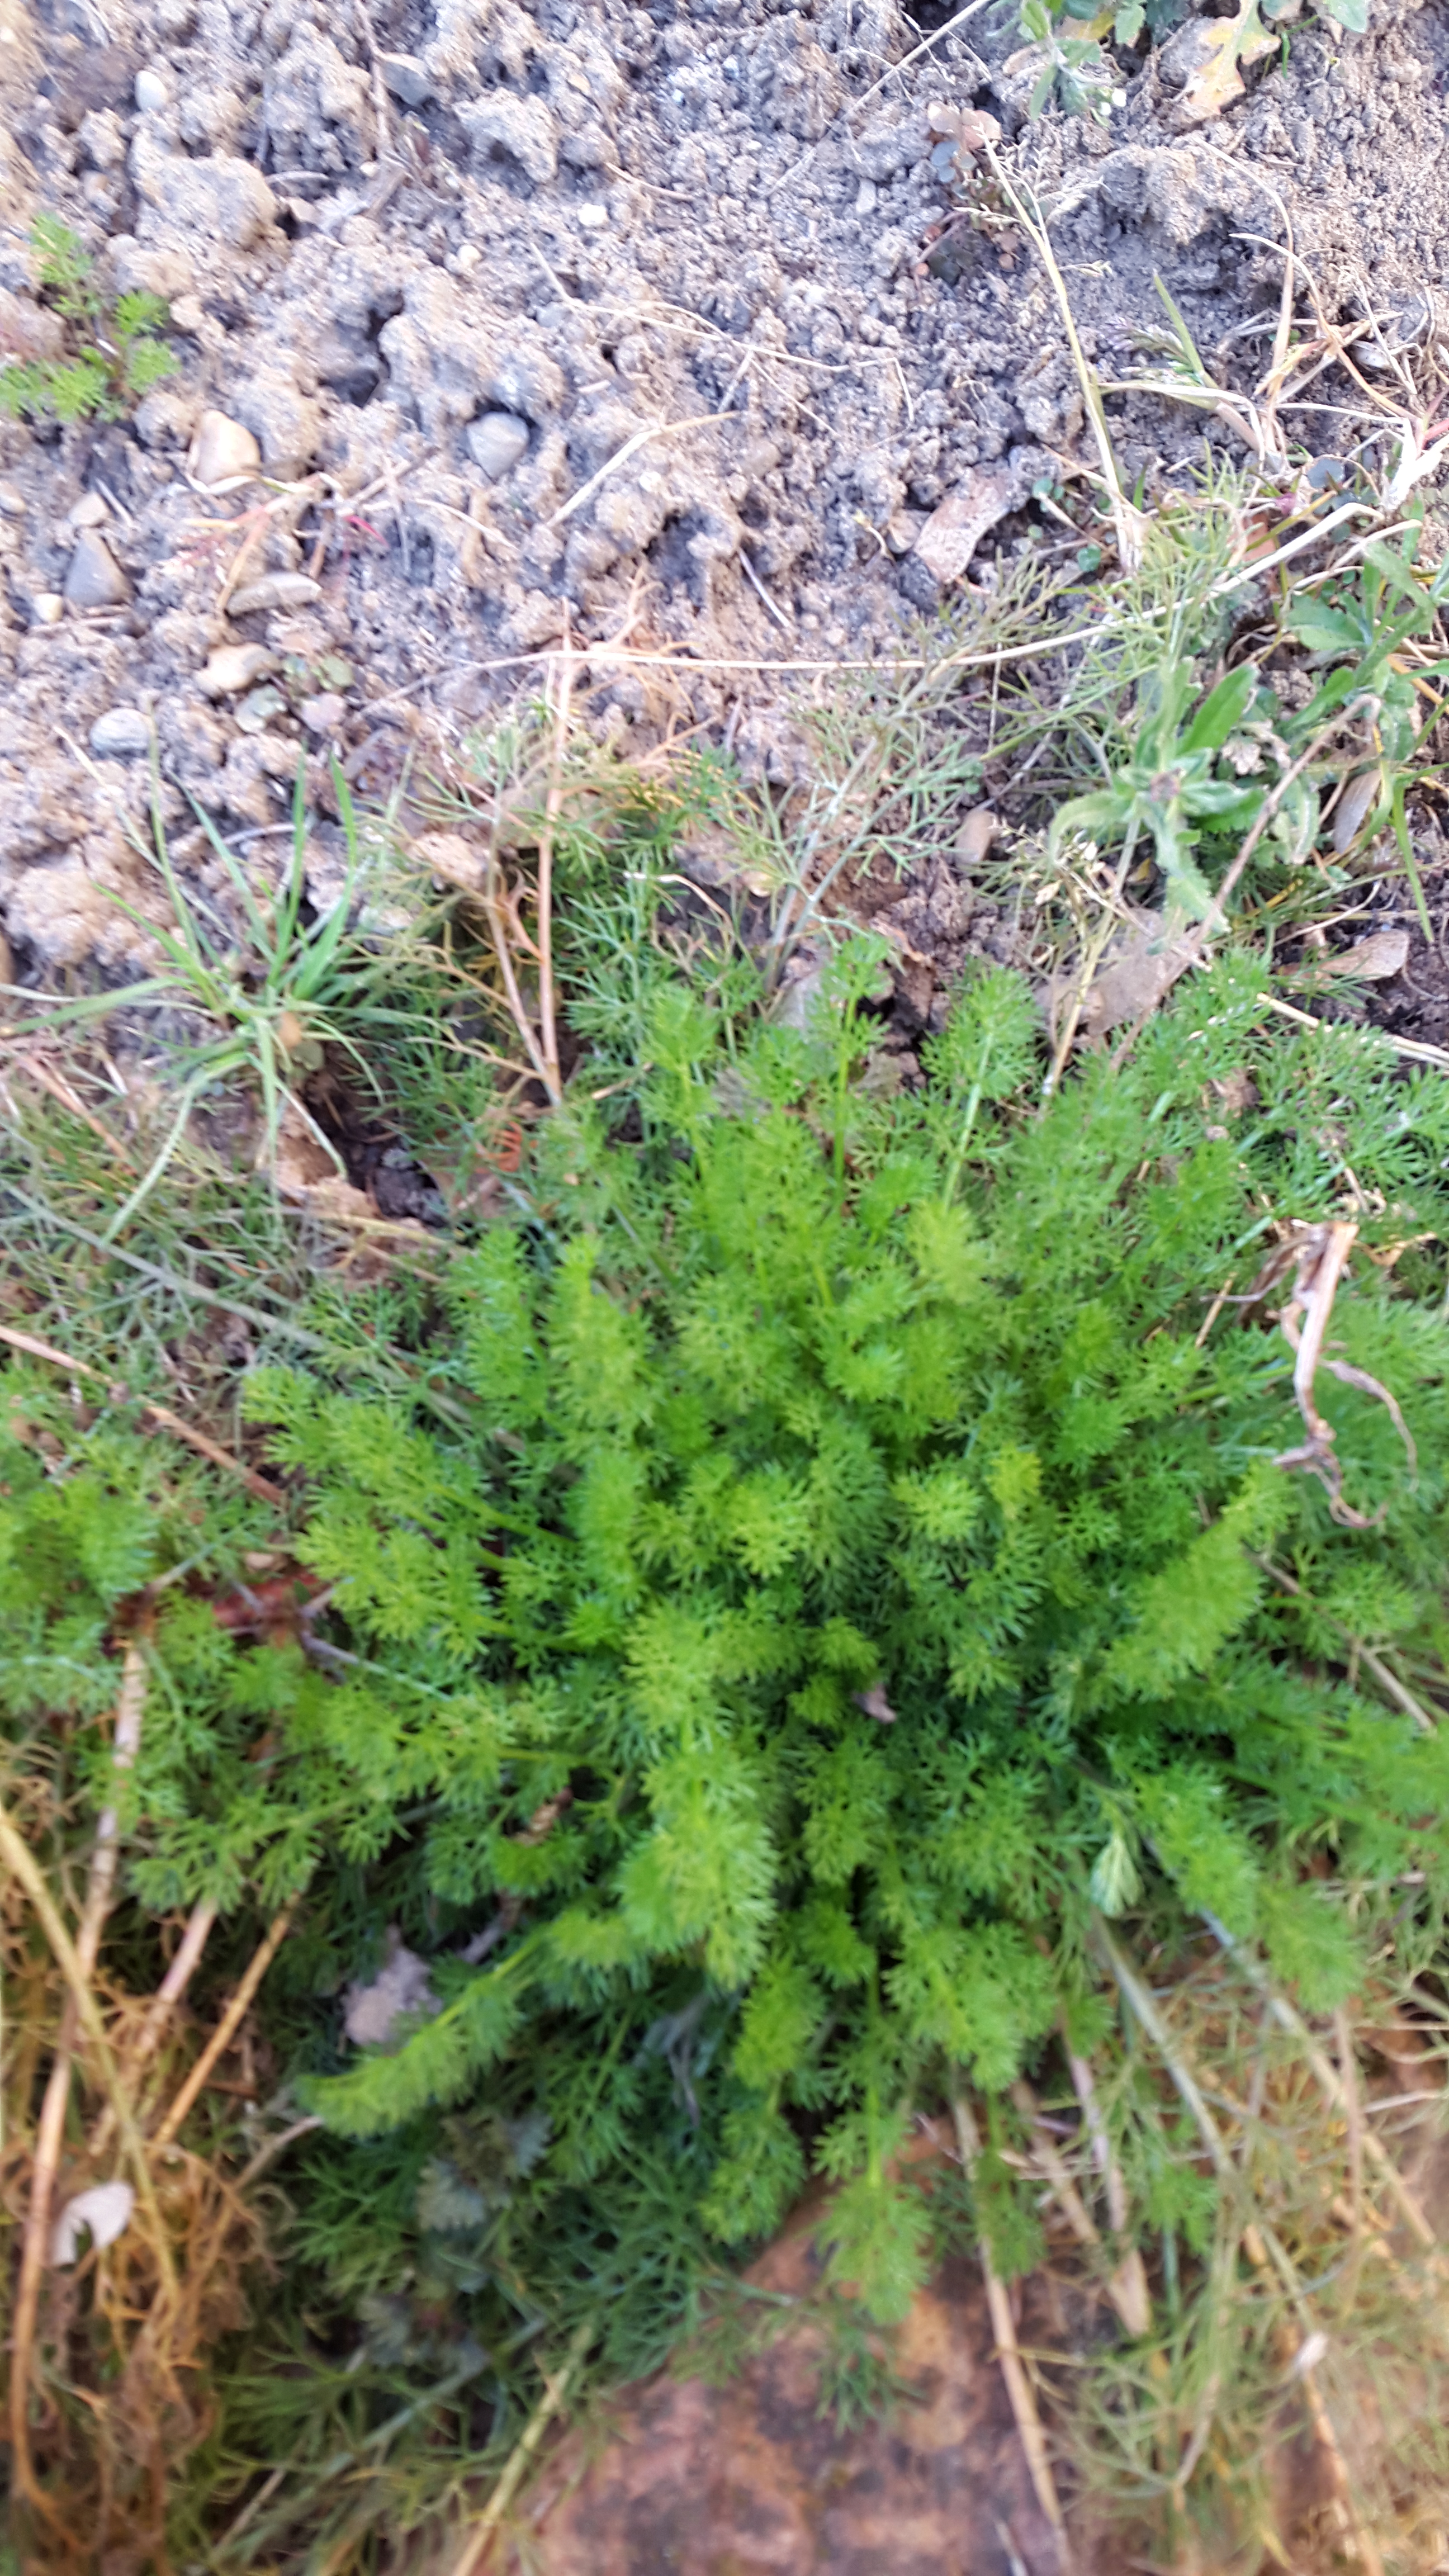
[
  {"left": 88, "top": 1896, "right": 219, "bottom": 2159},
  {"left": 1013, "top": 2077, "right": 1151, "bottom": 2338},
  {"left": 447, "top": 2316, "right": 594, "bottom": 2576},
  {"left": 952, "top": 2094, "right": 1074, "bottom": 2574},
  {"left": 0, "top": 1320, "right": 287, "bottom": 1504},
  {"left": 150, "top": 1901, "right": 297, "bottom": 2151},
  {"left": 1268, "top": 1221, "right": 1416, "bottom": 1528},
  {"left": 8, "top": 1646, "right": 149, "bottom": 2504}
]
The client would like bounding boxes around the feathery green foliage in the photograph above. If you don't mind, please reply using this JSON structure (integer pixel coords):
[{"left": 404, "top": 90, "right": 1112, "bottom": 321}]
[
  {"left": 228, "top": 941, "right": 1449, "bottom": 2326},
  {"left": 0, "top": 216, "right": 176, "bottom": 424}
]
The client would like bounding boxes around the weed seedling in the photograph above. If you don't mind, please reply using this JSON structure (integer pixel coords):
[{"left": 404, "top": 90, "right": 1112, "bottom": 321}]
[{"left": 0, "top": 215, "right": 177, "bottom": 424}]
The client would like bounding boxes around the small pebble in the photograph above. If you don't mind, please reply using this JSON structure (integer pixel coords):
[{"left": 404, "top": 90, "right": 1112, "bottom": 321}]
[
  {"left": 376, "top": 49, "right": 434, "bottom": 105},
  {"left": 135, "top": 65, "right": 169, "bottom": 112},
  {"left": 89, "top": 707, "right": 153, "bottom": 756},
  {"left": 31, "top": 592, "right": 64, "bottom": 627},
  {"left": 189, "top": 409, "right": 262, "bottom": 489},
  {"left": 449, "top": 241, "right": 482, "bottom": 276},
  {"left": 0, "top": 482, "right": 26, "bottom": 518},
  {"left": 226, "top": 571, "right": 322, "bottom": 615},
  {"left": 64, "top": 528, "right": 130, "bottom": 608},
  {"left": 855, "top": 178, "right": 878, "bottom": 215},
  {"left": 577, "top": 202, "right": 609, "bottom": 230},
  {"left": 68, "top": 491, "right": 110, "bottom": 530},
  {"left": 198, "top": 642, "right": 280, "bottom": 698},
  {"left": 466, "top": 411, "right": 530, "bottom": 480},
  {"left": 297, "top": 692, "right": 347, "bottom": 736}
]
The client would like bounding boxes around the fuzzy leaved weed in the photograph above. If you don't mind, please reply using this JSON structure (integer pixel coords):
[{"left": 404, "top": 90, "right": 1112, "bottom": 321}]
[{"left": 238, "top": 943, "right": 1449, "bottom": 2325}]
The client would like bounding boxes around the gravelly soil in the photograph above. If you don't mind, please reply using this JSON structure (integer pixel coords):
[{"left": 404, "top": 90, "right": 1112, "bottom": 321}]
[{"left": 1, "top": 0, "right": 1446, "bottom": 986}]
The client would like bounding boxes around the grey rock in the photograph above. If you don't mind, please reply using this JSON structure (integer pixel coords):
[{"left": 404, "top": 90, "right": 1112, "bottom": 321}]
[
  {"left": 466, "top": 411, "right": 530, "bottom": 480},
  {"left": 297, "top": 692, "right": 347, "bottom": 736},
  {"left": 344, "top": 1929, "right": 438, "bottom": 2048},
  {"left": 111, "top": 236, "right": 195, "bottom": 301},
  {"left": 458, "top": 92, "right": 560, "bottom": 185},
  {"left": 231, "top": 365, "right": 321, "bottom": 473},
  {"left": 79, "top": 108, "right": 128, "bottom": 170},
  {"left": 189, "top": 408, "right": 262, "bottom": 489},
  {"left": 377, "top": 50, "right": 434, "bottom": 105},
  {"left": 131, "top": 132, "right": 278, "bottom": 249},
  {"left": 64, "top": 529, "right": 130, "bottom": 608},
  {"left": 89, "top": 708, "right": 154, "bottom": 756},
  {"left": 855, "top": 110, "right": 928, "bottom": 182},
  {"left": 198, "top": 643, "right": 280, "bottom": 698},
  {"left": 228, "top": 571, "right": 323, "bottom": 615}
]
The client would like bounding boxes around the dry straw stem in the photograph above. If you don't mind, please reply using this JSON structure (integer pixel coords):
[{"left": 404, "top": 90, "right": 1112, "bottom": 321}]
[
  {"left": 10, "top": 1049, "right": 137, "bottom": 1168},
  {"left": 533, "top": 627, "right": 570, "bottom": 1104},
  {"left": 150, "top": 1900, "right": 296, "bottom": 2151},
  {"left": 1093, "top": 1920, "right": 1234, "bottom": 2186},
  {"left": 9, "top": 1644, "right": 148, "bottom": 2505},
  {"left": 1254, "top": 1554, "right": 1439, "bottom": 1737},
  {"left": 88, "top": 1896, "right": 219, "bottom": 2159},
  {"left": 0, "top": 1320, "right": 287, "bottom": 1504},
  {"left": 447, "top": 2315, "right": 594, "bottom": 2576},
  {"left": 0, "top": 1793, "right": 177, "bottom": 2296},
  {"left": 1244, "top": 2218, "right": 1388, "bottom": 2576},
  {"left": 1269, "top": 1221, "right": 1417, "bottom": 1530},
  {"left": 1258, "top": 989, "right": 1449, "bottom": 1071},
  {"left": 951, "top": 2094, "right": 1074, "bottom": 2574},
  {"left": 1200, "top": 1915, "right": 1439, "bottom": 2257},
  {"left": 1011, "top": 2078, "right": 1151, "bottom": 2337},
  {"left": 982, "top": 144, "right": 1147, "bottom": 577}
]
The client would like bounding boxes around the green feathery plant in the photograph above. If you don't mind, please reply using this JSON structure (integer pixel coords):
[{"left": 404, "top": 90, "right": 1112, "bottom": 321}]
[
  {"left": 0, "top": 215, "right": 176, "bottom": 424},
  {"left": 231, "top": 937, "right": 1449, "bottom": 2331}
]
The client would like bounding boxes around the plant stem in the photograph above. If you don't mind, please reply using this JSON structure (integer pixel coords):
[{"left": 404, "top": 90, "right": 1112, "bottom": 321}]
[
  {"left": 151, "top": 1901, "right": 297, "bottom": 2149},
  {"left": 0, "top": 1787, "right": 177, "bottom": 2303},
  {"left": 447, "top": 2316, "right": 594, "bottom": 2576},
  {"left": 952, "top": 2095, "right": 1074, "bottom": 2573},
  {"left": 10, "top": 1643, "right": 150, "bottom": 2507}
]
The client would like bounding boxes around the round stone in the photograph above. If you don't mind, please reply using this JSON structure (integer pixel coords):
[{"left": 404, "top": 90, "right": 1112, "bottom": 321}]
[
  {"left": 226, "top": 571, "right": 322, "bottom": 615},
  {"left": 189, "top": 409, "right": 263, "bottom": 490},
  {"left": 135, "top": 67, "right": 169, "bottom": 112},
  {"left": 89, "top": 708, "right": 153, "bottom": 756},
  {"left": 466, "top": 411, "right": 531, "bottom": 481},
  {"left": 63, "top": 529, "right": 130, "bottom": 608},
  {"left": 198, "top": 643, "right": 280, "bottom": 698}
]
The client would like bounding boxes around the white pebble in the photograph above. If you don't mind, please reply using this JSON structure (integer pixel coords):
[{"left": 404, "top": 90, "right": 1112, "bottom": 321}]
[
  {"left": 577, "top": 202, "right": 609, "bottom": 230},
  {"left": 135, "top": 66, "right": 169, "bottom": 113},
  {"left": 31, "top": 592, "right": 64, "bottom": 626}
]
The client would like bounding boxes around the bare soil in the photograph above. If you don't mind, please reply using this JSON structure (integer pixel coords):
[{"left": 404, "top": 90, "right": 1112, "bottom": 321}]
[{"left": 2, "top": 0, "right": 1448, "bottom": 989}]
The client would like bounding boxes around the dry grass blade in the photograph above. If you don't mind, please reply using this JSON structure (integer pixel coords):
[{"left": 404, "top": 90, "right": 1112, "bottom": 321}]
[
  {"left": 0, "top": 1321, "right": 287, "bottom": 1503},
  {"left": 1013, "top": 2078, "right": 1150, "bottom": 2337},
  {"left": 151, "top": 1901, "right": 296, "bottom": 2150},
  {"left": 1201, "top": 1915, "right": 1438, "bottom": 2256},
  {"left": 982, "top": 145, "right": 1146, "bottom": 577},
  {"left": 87, "top": 1896, "right": 219, "bottom": 2159},
  {"left": 952, "top": 2095, "right": 1074, "bottom": 2573},
  {"left": 1256, "top": 1555, "right": 1437, "bottom": 1736},
  {"left": 0, "top": 1794, "right": 177, "bottom": 2299},
  {"left": 1244, "top": 2220, "right": 1388, "bottom": 2576},
  {"left": 1093, "top": 1921, "right": 1233, "bottom": 2184},
  {"left": 9, "top": 1642, "right": 150, "bottom": 2503},
  {"left": 534, "top": 628, "right": 570, "bottom": 1105},
  {"left": 447, "top": 2315, "right": 594, "bottom": 2576},
  {"left": 1269, "top": 1222, "right": 1415, "bottom": 1528}
]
